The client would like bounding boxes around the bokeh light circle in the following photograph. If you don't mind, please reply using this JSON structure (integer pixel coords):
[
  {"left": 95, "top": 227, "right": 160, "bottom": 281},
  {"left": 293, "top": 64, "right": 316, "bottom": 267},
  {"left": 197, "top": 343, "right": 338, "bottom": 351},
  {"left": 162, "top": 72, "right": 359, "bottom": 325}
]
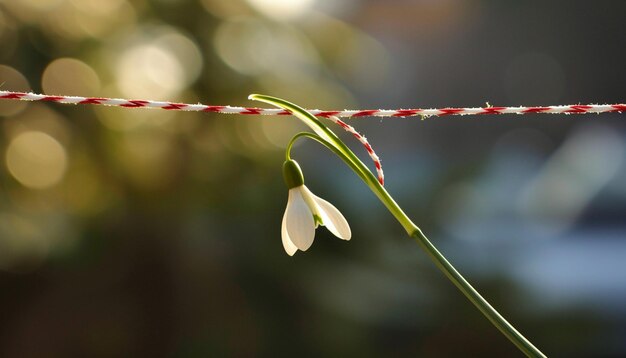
[
  {"left": 213, "top": 17, "right": 319, "bottom": 78},
  {"left": 246, "top": 0, "right": 315, "bottom": 20},
  {"left": 0, "top": 65, "right": 31, "bottom": 116},
  {"left": 42, "top": 57, "right": 101, "bottom": 95},
  {"left": 5, "top": 131, "right": 68, "bottom": 189},
  {"left": 114, "top": 29, "right": 203, "bottom": 99}
]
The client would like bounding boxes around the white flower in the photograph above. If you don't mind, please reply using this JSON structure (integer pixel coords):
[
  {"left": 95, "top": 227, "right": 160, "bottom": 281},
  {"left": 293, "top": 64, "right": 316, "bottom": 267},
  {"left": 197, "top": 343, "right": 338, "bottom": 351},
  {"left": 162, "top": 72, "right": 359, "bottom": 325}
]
[{"left": 281, "top": 184, "right": 351, "bottom": 256}]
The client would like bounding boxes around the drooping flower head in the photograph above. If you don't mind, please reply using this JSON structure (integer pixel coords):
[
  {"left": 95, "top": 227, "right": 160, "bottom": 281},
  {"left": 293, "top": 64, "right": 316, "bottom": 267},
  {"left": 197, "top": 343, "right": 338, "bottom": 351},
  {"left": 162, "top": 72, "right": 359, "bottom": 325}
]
[{"left": 281, "top": 159, "right": 351, "bottom": 255}]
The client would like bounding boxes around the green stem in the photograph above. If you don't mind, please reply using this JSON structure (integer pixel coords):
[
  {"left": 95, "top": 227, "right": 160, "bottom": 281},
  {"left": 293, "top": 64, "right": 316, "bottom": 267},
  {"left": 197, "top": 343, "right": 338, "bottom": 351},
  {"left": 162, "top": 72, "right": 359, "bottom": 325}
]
[
  {"left": 253, "top": 94, "right": 546, "bottom": 357},
  {"left": 410, "top": 228, "right": 546, "bottom": 357}
]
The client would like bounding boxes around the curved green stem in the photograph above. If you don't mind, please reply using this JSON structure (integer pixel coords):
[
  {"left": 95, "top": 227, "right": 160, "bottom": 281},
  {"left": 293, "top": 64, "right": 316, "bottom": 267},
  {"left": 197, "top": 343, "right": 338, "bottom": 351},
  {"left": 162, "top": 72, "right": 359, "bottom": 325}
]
[
  {"left": 253, "top": 94, "right": 546, "bottom": 358},
  {"left": 286, "top": 132, "right": 369, "bottom": 183}
]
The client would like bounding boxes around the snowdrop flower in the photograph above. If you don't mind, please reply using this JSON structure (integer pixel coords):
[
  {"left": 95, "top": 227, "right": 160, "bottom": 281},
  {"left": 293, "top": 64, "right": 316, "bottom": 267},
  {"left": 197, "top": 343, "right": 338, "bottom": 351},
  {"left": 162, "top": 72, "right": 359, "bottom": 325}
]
[{"left": 281, "top": 160, "right": 351, "bottom": 255}]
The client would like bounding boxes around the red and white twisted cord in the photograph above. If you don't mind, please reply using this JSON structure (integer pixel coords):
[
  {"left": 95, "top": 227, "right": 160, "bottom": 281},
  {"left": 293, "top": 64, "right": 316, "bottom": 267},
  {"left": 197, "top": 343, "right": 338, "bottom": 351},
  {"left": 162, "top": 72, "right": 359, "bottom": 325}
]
[
  {"left": 327, "top": 116, "right": 384, "bottom": 186},
  {"left": 3, "top": 90, "right": 625, "bottom": 187},
  {"left": 2, "top": 91, "right": 624, "bottom": 117}
]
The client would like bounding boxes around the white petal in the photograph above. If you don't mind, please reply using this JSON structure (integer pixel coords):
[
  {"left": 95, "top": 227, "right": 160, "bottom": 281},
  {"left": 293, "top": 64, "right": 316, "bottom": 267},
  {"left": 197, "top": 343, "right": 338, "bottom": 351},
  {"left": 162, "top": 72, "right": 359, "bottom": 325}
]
[
  {"left": 281, "top": 209, "right": 298, "bottom": 256},
  {"left": 285, "top": 187, "right": 315, "bottom": 251},
  {"left": 304, "top": 187, "right": 351, "bottom": 241}
]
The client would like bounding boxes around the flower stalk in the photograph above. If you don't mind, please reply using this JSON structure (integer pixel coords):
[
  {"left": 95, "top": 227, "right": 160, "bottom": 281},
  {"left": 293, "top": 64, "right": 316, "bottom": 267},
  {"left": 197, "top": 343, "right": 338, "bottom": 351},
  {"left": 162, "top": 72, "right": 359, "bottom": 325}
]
[{"left": 250, "top": 94, "right": 546, "bottom": 358}]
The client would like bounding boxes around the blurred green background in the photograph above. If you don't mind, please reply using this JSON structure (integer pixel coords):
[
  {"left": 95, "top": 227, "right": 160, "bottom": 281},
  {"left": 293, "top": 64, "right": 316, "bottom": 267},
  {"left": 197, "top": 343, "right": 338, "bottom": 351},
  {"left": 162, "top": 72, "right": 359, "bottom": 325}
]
[{"left": 1, "top": 0, "right": 625, "bottom": 356}]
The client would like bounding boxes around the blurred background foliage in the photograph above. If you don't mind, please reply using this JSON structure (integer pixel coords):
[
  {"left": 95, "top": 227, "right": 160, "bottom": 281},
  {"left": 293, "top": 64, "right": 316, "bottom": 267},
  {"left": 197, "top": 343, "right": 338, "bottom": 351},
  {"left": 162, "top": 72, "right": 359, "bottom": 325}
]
[{"left": 0, "top": 0, "right": 625, "bottom": 356}]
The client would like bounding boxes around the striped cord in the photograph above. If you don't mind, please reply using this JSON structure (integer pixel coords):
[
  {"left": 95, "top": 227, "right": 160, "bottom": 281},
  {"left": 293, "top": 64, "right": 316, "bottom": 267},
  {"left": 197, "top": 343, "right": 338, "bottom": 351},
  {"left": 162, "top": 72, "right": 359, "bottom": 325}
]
[
  {"left": 2, "top": 91, "right": 624, "bottom": 118},
  {"left": 3, "top": 90, "right": 625, "bottom": 186}
]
